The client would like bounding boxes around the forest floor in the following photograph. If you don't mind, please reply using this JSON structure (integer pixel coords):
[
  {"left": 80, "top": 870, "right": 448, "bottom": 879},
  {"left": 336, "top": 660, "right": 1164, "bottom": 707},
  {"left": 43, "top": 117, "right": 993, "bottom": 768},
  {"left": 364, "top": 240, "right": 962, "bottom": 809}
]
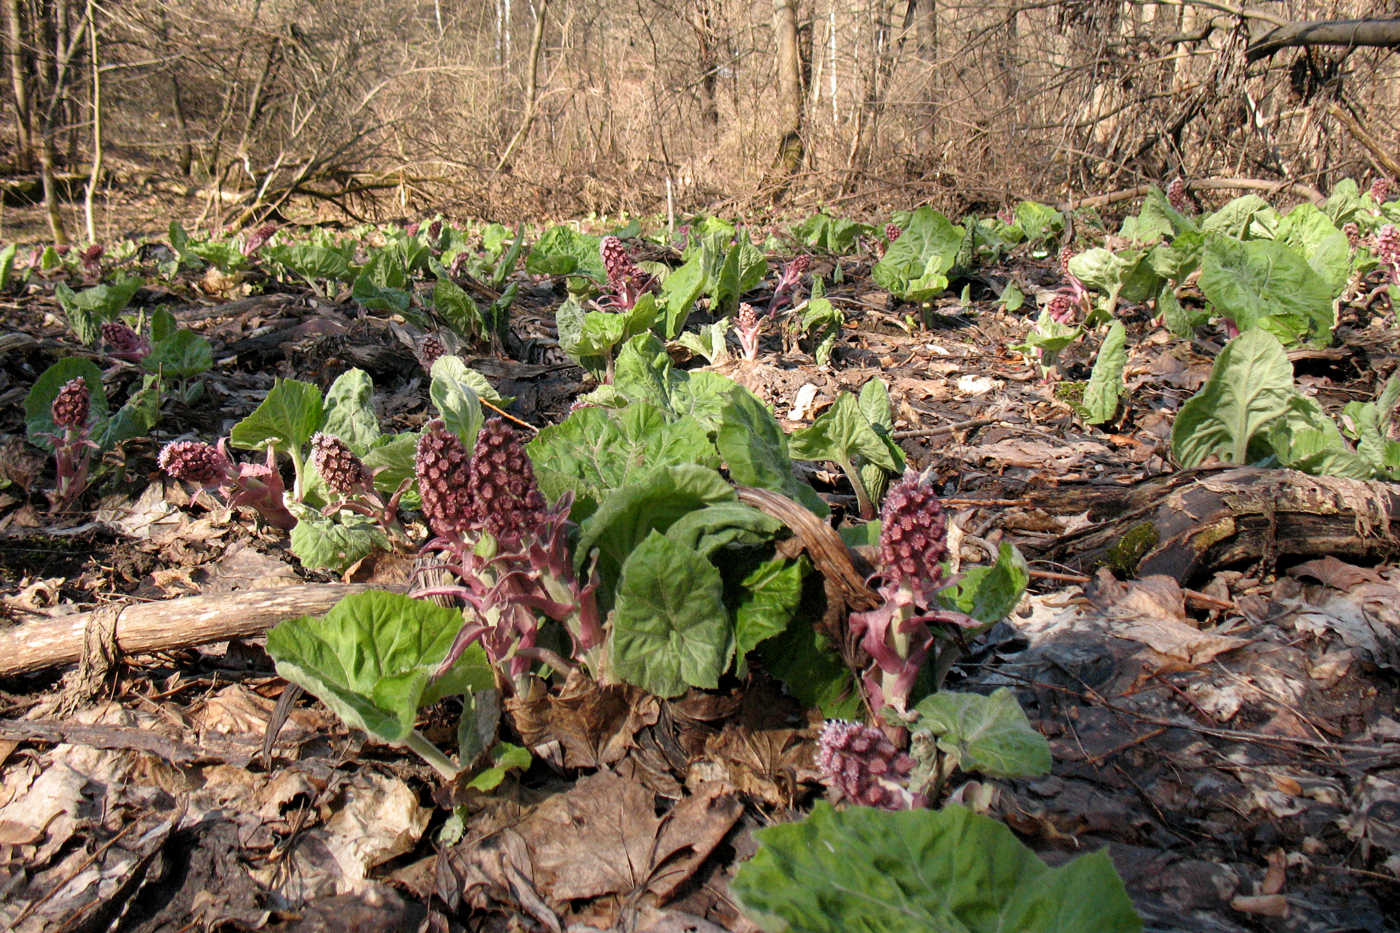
[{"left": 0, "top": 197, "right": 1398, "bottom": 932}]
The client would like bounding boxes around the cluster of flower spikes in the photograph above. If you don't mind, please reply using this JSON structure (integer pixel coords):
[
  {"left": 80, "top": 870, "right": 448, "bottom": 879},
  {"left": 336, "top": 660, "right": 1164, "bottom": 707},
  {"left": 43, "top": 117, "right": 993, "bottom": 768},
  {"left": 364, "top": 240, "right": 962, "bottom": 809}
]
[
  {"left": 101, "top": 321, "right": 151, "bottom": 362},
  {"left": 417, "top": 334, "right": 447, "bottom": 372},
  {"left": 735, "top": 302, "right": 762, "bottom": 360},
  {"left": 312, "top": 433, "right": 370, "bottom": 496},
  {"left": 51, "top": 378, "right": 90, "bottom": 430},
  {"left": 1166, "top": 176, "right": 1189, "bottom": 213},
  {"left": 158, "top": 440, "right": 232, "bottom": 487},
  {"left": 1376, "top": 225, "right": 1400, "bottom": 268},
  {"left": 816, "top": 719, "right": 925, "bottom": 810},
  {"left": 884, "top": 223, "right": 902, "bottom": 244},
  {"left": 1343, "top": 222, "right": 1362, "bottom": 250},
  {"left": 600, "top": 235, "right": 652, "bottom": 308},
  {"left": 1046, "top": 292, "right": 1075, "bottom": 324}
]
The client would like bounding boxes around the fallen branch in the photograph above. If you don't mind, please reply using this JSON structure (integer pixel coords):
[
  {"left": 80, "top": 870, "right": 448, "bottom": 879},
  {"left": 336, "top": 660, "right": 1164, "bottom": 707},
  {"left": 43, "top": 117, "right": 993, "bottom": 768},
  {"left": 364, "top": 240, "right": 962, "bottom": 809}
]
[
  {"left": 1247, "top": 18, "right": 1400, "bottom": 62},
  {"left": 1037, "top": 466, "right": 1399, "bottom": 583},
  {"left": 0, "top": 583, "right": 404, "bottom": 679},
  {"left": 1062, "top": 176, "right": 1325, "bottom": 211}
]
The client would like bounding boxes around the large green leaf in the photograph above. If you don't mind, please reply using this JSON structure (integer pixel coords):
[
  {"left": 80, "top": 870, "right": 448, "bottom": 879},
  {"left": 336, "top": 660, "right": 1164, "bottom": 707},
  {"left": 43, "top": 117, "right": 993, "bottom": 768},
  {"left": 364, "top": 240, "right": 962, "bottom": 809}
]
[
  {"left": 1274, "top": 203, "right": 1350, "bottom": 295},
  {"left": 230, "top": 378, "right": 325, "bottom": 456},
  {"left": 433, "top": 277, "right": 485, "bottom": 343},
  {"left": 1199, "top": 234, "right": 1334, "bottom": 346},
  {"left": 609, "top": 531, "right": 732, "bottom": 697},
  {"left": 264, "top": 243, "right": 355, "bottom": 282},
  {"left": 288, "top": 507, "right": 389, "bottom": 573},
  {"left": 791, "top": 211, "right": 869, "bottom": 253},
  {"left": 732, "top": 802, "right": 1141, "bottom": 933},
  {"left": 911, "top": 688, "right": 1051, "bottom": 779},
  {"left": 1200, "top": 194, "right": 1273, "bottom": 238},
  {"left": 664, "top": 502, "right": 782, "bottom": 558},
  {"left": 575, "top": 463, "right": 736, "bottom": 593},
  {"left": 320, "top": 368, "right": 381, "bottom": 455},
  {"left": 266, "top": 590, "right": 493, "bottom": 745},
  {"left": 54, "top": 278, "right": 142, "bottom": 344},
  {"left": 143, "top": 328, "right": 212, "bottom": 379},
  {"left": 716, "top": 385, "right": 827, "bottom": 516},
  {"left": 1067, "top": 248, "right": 1162, "bottom": 304},
  {"left": 0, "top": 242, "right": 17, "bottom": 289},
  {"left": 659, "top": 252, "right": 706, "bottom": 338},
  {"left": 790, "top": 391, "right": 901, "bottom": 472},
  {"left": 528, "top": 402, "right": 718, "bottom": 521},
  {"left": 429, "top": 356, "right": 487, "bottom": 446},
  {"left": 1171, "top": 330, "right": 1295, "bottom": 467}
]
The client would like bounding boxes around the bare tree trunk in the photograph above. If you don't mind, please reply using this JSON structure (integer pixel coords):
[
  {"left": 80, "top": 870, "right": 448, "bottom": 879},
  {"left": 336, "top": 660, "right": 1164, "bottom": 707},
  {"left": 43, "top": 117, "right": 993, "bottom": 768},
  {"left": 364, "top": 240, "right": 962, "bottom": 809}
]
[
  {"left": 915, "top": 0, "right": 936, "bottom": 155},
  {"left": 691, "top": 0, "right": 720, "bottom": 127},
  {"left": 4, "top": 0, "right": 33, "bottom": 171},
  {"left": 82, "top": 0, "right": 99, "bottom": 243},
  {"left": 494, "top": 0, "right": 550, "bottom": 174},
  {"left": 764, "top": 0, "right": 804, "bottom": 197}
]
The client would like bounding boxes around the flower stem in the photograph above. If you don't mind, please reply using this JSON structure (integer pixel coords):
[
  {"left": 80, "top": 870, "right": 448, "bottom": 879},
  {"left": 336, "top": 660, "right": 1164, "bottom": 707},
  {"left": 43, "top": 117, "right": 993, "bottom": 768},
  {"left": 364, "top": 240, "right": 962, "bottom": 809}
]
[{"left": 404, "top": 729, "right": 459, "bottom": 781}]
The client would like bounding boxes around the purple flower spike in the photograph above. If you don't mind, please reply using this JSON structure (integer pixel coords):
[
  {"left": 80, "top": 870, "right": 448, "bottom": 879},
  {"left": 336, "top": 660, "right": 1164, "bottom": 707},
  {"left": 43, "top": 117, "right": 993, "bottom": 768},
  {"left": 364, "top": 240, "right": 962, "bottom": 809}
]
[
  {"left": 51, "top": 378, "right": 90, "bottom": 430},
  {"left": 415, "top": 420, "right": 473, "bottom": 539},
  {"left": 735, "top": 302, "right": 762, "bottom": 361},
  {"left": 312, "top": 433, "right": 371, "bottom": 496},
  {"left": 1370, "top": 177, "right": 1392, "bottom": 206},
  {"left": 1167, "top": 176, "right": 1189, "bottom": 213},
  {"left": 817, "top": 719, "right": 925, "bottom": 810},
  {"left": 158, "top": 440, "right": 232, "bottom": 488},
  {"left": 599, "top": 236, "right": 654, "bottom": 310},
  {"left": 467, "top": 417, "right": 547, "bottom": 548},
  {"left": 884, "top": 223, "right": 902, "bottom": 244},
  {"left": 102, "top": 321, "right": 151, "bottom": 362}
]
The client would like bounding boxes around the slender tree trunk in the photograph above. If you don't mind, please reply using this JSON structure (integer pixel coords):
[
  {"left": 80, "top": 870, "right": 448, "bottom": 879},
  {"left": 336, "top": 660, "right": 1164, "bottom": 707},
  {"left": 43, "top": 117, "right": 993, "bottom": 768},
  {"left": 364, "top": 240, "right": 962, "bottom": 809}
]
[
  {"left": 691, "top": 0, "right": 719, "bottom": 127},
  {"left": 764, "top": 0, "right": 804, "bottom": 197},
  {"left": 82, "top": 0, "right": 99, "bottom": 243},
  {"left": 916, "top": 0, "right": 936, "bottom": 154},
  {"left": 4, "top": 0, "right": 33, "bottom": 171},
  {"left": 494, "top": 0, "right": 550, "bottom": 174}
]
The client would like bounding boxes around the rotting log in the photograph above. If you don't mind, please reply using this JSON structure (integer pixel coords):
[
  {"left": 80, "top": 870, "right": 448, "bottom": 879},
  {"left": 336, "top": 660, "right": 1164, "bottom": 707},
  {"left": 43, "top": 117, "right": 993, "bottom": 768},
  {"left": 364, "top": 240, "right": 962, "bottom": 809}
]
[
  {"left": 1247, "top": 18, "right": 1400, "bottom": 62},
  {"left": 0, "top": 583, "right": 405, "bottom": 679},
  {"left": 1035, "top": 466, "right": 1400, "bottom": 583}
]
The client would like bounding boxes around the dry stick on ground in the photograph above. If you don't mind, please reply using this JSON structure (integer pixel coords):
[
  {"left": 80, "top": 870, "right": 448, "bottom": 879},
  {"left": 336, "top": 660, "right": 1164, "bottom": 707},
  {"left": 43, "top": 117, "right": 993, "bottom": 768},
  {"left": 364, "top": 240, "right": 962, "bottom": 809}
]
[
  {"left": 0, "top": 583, "right": 404, "bottom": 679},
  {"left": 1063, "top": 177, "right": 1326, "bottom": 211}
]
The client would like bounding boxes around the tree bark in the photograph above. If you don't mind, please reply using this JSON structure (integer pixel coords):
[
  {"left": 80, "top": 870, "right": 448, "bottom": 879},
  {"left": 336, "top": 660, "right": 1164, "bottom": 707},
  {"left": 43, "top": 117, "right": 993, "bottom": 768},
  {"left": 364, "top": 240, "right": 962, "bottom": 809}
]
[
  {"left": 3, "top": 0, "right": 33, "bottom": 171},
  {"left": 494, "top": 0, "right": 551, "bottom": 175},
  {"left": 1247, "top": 17, "right": 1400, "bottom": 62},
  {"left": 763, "top": 0, "right": 805, "bottom": 198}
]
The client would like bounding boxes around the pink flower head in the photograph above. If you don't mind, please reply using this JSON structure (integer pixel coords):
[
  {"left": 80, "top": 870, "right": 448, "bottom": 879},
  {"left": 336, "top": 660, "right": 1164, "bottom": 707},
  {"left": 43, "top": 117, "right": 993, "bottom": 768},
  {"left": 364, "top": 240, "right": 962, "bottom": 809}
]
[
  {"left": 816, "top": 719, "right": 924, "bottom": 809},
  {"left": 1167, "top": 176, "right": 1189, "bottom": 213},
  {"left": 51, "top": 378, "right": 91, "bottom": 430},
  {"left": 101, "top": 321, "right": 151, "bottom": 362},
  {"left": 415, "top": 420, "right": 473, "bottom": 539},
  {"left": 466, "top": 417, "right": 547, "bottom": 548},
  {"left": 158, "top": 439, "right": 231, "bottom": 488},
  {"left": 1370, "top": 177, "right": 1393, "bottom": 206}
]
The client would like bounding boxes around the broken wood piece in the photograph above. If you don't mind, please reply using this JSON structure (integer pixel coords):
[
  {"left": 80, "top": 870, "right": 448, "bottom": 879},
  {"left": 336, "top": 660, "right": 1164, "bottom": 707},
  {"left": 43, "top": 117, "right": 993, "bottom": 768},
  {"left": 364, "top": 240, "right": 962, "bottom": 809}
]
[
  {"left": 1039, "top": 467, "right": 1400, "bottom": 584},
  {"left": 0, "top": 583, "right": 405, "bottom": 679}
]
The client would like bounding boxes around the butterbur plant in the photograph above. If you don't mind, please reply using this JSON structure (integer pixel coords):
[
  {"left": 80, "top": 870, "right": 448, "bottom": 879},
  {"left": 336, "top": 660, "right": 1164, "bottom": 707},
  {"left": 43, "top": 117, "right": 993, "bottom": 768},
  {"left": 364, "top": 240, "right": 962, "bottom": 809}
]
[
  {"left": 417, "top": 334, "right": 448, "bottom": 372},
  {"left": 1375, "top": 224, "right": 1400, "bottom": 287},
  {"left": 1370, "top": 177, "right": 1392, "bottom": 209},
  {"left": 311, "top": 432, "right": 410, "bottom": 539},
  {"left": 768, "top": 253, "right": 810, "bottom": 317},
  {"left": 159, "top": 438, "right": 297, "bottom": 530},
  {"left": 849, "top": 471, "right": 976, "bottom": 713},
  {"left": 599, "top": 235, "right": 653, "bottom": 310},
  {"left": 413, "top": 418, "right": 601, "bottom": 692},
  {"left": 46, "top": 378, "right": 98, "bottom": 511},
  {"left": 735, "top": 302, "right": 762, "bottom": 361},
  {"left": 1167, "top": 175, "right": 1189, "bottom": 213}
]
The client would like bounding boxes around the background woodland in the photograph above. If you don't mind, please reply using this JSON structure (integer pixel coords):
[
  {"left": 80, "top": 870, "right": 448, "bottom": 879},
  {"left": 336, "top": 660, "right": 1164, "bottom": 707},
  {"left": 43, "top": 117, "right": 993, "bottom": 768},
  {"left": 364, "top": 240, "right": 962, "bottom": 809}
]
[{"left": 4, "top": 0, "right": 1400, "bottom": 240}]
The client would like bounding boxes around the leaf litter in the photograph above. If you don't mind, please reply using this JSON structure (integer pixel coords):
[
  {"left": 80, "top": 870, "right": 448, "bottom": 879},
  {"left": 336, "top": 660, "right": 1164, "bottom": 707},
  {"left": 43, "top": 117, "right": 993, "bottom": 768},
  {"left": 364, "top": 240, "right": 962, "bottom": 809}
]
[{"left": 0, "top": 217, "right": 1398, "bottom": 932}]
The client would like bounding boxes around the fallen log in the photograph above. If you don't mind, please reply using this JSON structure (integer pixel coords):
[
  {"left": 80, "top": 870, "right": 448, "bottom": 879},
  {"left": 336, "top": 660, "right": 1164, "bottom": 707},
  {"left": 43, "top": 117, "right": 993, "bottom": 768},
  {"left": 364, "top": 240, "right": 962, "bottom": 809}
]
[
  {"left": 0, "top": 583, "right": 405, "bottom": 679},
  {"left": 1037, "top": 466, "right": 1400, "bottom": 583}
]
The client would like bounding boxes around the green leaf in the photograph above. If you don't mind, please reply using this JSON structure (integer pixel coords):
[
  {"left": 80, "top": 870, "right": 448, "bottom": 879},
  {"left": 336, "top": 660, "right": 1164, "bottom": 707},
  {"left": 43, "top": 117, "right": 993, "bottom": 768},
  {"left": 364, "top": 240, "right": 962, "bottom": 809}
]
[
  {"left": 757, "top": 620, "right": 862, "bottom": 719},
  {"left": 999, "top": 280, "right": 1025, "bottom": 312},
  {"left": 1013, "top": 200, "right": 1065, "bottom": 243},
  {"left": 0, "top": 242, "right": 17, "bottom": 289},
  {"left": 715, "top": 385, "right": 828, "bottom": 516},
  {"left": 264, "top": 242, "right": 355, "bottom": 282},
  {"left": 664, "top": 502, "right": 782, "bottom": 558},
  {"left": 230, "top": 378, "right": 325, "bottom": 456},
  {"left": 1157, "top": 284, "right": 1207, "bottom": 337},
  {"left": 872, "top": 206, "right": 963, "bottom": 302},
  {"left": 1268, "top": 395, "right": 1374, "bottom": 479},
  {"left": 659, "top": 252, "right": 706, "bottom": 338},
  {"left": 54, "top": 277, "right": 142, "bottom": 344},
  {"left": 1068, "top": 248, "right": 1162, "bottom": 304},
  {"left": 1082, "top": 320, "right": 1126, "bottom": 425},
  {"left": 609, "top": 531, "right": 732, "bottom": 697},
  {"left": 363, "top": 431, "right": 420, "bottom": 503},
  {"left": 321, "top": 369, "right": 381, "bottom": 455},
  {"left": 433, "top": 277, "right": 485, "bottom": 343},
  {"left": 529, "top": 402, "right": 719, "bottom": 521},
  {"left": 288, "top": 507, "right": 389, "bottom": 573},
  {"left": 429, "top": 357, "right": 485, "bottom": 447},
  {"left": 525, "top": 225, "right": 605, "bottom": 278},
  {"left": 790, "top": 392, "right": 901, "bottom": 472},
  {"left": 940, "top": 542, "right": 1029, "bottom": 624},
  {"left": 731, "top": 801, "right": 1141, "bottom": 933},
  {"left": 24, "top": 358, "right": 110, "bottom": 452},
  {"left": 464, "top": 742, "right": 532, "bottom": 793},
  {"left": 1273, "top": 202, "right": 1350, "bottom": 295},
  {"left": 1171, "top": 330, "right": 1296, "bottom": 467},
  {"left": 576, "top": 463, "right": 736, "bottom": 596},
  {"left": 911, "top": 688, "right": 1051, "bottom": 779},
  {"left": 1200, "top": 234, "right": 1334, "bottom": 346},
  {"left": 733, "top": 556, "right": 806, "bottom": 660},
  {"left": 143, "top": 327, "right": 212, "bottom": 379},
  {"left": 1201, "top": 194, "right": 1273, "bottom": 238},
  {"left": 266, "top": 590, "right": 494, "bottom": 746}
]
